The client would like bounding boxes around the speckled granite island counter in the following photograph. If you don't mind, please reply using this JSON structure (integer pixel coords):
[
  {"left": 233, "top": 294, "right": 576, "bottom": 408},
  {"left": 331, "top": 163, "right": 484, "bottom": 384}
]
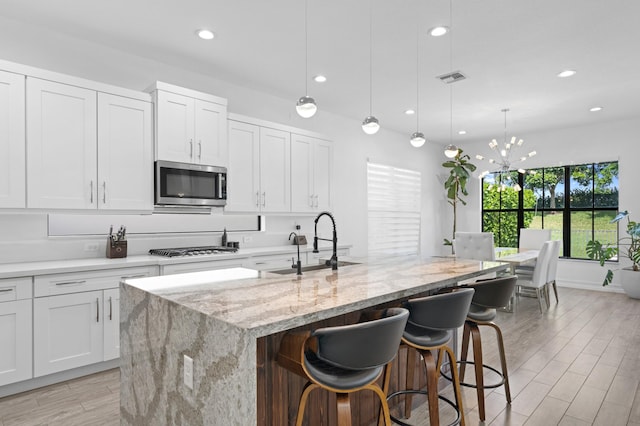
[{"left": 120, "top": 256, "right": 508, "bottom": 426}]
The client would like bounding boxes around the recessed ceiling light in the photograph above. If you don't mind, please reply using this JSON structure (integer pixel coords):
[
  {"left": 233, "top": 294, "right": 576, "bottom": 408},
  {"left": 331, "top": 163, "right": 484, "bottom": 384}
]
[
  {"left": 313, "top": 75, "right": 327, "bottom": 83},
  {"left": 557, "top": 69, "right": 576, "bottom": 78},
  {"left": 429, "top": 26, "right": 449, "bottom": 37},
  {"left": 404, "top": 109, "right": 416, "bottom": 115},
  {"left": 196, "top": 29, "right": 215, "bottom": 40},
  {"left": 590, "top": 106, "right": 603, "bottom": 112},
  {"left": 458, "top": 130, "right": 467, "bottom": 135}
]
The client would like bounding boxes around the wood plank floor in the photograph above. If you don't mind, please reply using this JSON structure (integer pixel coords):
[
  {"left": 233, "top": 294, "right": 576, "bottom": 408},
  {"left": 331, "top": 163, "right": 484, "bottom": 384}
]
[{"left": 1, "top": 286, "right": 639, "bottom": 425}]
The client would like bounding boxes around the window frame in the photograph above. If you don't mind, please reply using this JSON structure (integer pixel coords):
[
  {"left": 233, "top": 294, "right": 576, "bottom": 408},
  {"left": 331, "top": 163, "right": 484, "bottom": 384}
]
[{"left": 481, "top": 161, "right": 619, "bottom": 259}]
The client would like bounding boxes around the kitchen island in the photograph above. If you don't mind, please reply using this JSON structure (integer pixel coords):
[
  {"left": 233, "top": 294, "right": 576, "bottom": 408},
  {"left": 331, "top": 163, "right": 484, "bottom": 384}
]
[{"left": 120, "top": 256, "right": 508, "bottom": 426}]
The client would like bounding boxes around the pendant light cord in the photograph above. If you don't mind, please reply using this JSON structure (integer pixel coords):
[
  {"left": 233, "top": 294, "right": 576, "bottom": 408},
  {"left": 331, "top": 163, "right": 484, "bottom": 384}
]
[
  {"left": 369, "top": 0, "right": 373, "bottom": 115},
  {"left": 304, "top": 0, "right": 309, "bottom": 95},
  {"left": 416, "top": 21, "right": 419, "bottom": 132},
  {"left": 449, "top": 0, "right": 454, "bottom": 144}
]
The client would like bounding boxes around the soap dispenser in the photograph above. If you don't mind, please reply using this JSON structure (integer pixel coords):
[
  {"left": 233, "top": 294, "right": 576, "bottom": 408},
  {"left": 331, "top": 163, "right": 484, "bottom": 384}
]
[{"left": 221, "top": 227, "right": 228, "bottom": 247}]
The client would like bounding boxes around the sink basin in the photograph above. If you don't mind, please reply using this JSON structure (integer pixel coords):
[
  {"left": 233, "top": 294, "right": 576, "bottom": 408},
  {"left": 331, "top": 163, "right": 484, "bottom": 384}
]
[{"left": 269, "top": 261, "right": 360, "bottom": 275}]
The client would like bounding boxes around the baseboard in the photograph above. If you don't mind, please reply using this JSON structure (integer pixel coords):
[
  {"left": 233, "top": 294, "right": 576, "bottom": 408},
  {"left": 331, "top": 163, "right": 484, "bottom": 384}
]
[
  {"left": 0, "top": 359, "right": 119, "bottom": 398},
  {"left": 556, "top": 280, "right": 625, "bottom": 294}
]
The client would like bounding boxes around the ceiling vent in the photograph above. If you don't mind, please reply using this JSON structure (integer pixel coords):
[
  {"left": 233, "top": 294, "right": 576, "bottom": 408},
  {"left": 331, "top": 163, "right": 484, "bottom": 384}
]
[{"left": 436, "top": 71, "right": 467, "bottom": 84}]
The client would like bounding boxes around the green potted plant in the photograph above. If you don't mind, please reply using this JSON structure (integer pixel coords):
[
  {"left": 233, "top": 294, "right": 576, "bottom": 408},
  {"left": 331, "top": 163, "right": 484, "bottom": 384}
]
[
  {"left": 442, "top": 149, "right": 476, "bottom": 250},
  {"left": 586, "top": 210, "right": 640, "bottom": 298}
]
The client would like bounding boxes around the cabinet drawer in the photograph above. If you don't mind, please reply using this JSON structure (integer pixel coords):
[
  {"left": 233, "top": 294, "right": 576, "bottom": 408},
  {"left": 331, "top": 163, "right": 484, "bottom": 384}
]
[
  {"left": 249, "top": 254, "right": 297, "bottom": 271},
  {"left": 162, "top": 259, "right": 247, "bottom": 275},
  {"left": 34, "top": 266, "right": 156, "bottom": 297},
  {"left": 0, "top": 277, "right": 32, "bottom": 302}
]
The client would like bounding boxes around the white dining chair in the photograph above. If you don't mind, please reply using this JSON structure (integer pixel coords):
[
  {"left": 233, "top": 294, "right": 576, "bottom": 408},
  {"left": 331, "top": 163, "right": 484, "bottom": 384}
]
[
  {"left": 546, "top": 240, "right": 561, "bottom": 303},
  {"left": 454, "top": 232, "right": 496, "bottom": 261},
  {"left": 515, "top": 228, "right": 552, "bottom": 275},
  {"left": 516, "top": 240, "right": 553, "bottom": 312}
]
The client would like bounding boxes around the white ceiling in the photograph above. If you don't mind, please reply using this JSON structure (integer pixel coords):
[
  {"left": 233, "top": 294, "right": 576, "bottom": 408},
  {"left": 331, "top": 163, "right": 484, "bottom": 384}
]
[{"left": 2, "top": 0, "right": 639, "bottom": 144}]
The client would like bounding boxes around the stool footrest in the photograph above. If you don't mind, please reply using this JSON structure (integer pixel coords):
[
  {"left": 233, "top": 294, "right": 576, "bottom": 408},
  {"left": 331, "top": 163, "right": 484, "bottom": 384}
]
[
  {"left": 440, "top": 360, "right": 506, "bottom": 389},
  {"left": 386, "top": 389, "right": 462, "bottom": 426}
]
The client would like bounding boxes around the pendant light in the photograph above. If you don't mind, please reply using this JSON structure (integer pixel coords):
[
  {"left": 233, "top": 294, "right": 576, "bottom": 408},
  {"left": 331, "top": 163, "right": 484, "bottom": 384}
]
[
  {"left": 443, "top": 0, "right": 459, "bottom": 158},
  {"left": 362, "top": 0, "right": 380, "bottom": 135},
  {"left": 295, "top": 0, "right": 317, "bottom": 118},
  {"left": 410, "top": 21, "right": 426, "bottom": 148}
]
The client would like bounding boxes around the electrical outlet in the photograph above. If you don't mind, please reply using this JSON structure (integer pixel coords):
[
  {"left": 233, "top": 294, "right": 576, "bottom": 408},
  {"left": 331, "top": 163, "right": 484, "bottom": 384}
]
[
  {"left": 84, "top": 243, "right": 99, "bottom": 252},
  {"left": 243, "top": 236, "right": 252, "bottom": 243},
  {"left": 184, "top": 355, "right": 193, "bottom": 390}
]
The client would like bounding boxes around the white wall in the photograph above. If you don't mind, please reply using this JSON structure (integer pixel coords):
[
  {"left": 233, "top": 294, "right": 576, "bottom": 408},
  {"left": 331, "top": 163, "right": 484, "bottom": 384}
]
[
  {"left": 0, "top": 16, "right": 446, "bottom": 263},
  {"left": 455, "top": 117, "right": 640, "bottom": 292}
]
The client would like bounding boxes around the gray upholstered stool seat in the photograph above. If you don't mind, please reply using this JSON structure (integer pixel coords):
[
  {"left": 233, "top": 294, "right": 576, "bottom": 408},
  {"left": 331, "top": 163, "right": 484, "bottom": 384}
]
[
  {"left": 466, "top": 304, "right": 497, "bottom": 322},
  {"left": 384, "top": 288, "right": 475, "bottom": 426},
  {"left": 278, "top": 307, "right": 409, "bottom": 426}
]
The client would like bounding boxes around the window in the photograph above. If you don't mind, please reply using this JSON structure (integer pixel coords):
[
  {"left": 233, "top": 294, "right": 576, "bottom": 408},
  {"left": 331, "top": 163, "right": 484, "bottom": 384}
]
[
  {"left": 367, "top": 162, "right": 421, "bottom": 256},
  {"left": 481, "top": 161, "right": 618, "bottom": 259}
]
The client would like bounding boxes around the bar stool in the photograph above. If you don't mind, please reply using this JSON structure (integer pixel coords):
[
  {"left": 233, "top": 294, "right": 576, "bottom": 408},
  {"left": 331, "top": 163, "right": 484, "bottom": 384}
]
[
  {"left": 277, "top": 307, "right": 409, "bottom": 426},
  {"left": 457, "top": 275, "right": 517, "bottom": 422},
  {"left": 385, "top": 287, "right": 475, "bottom": 426}
]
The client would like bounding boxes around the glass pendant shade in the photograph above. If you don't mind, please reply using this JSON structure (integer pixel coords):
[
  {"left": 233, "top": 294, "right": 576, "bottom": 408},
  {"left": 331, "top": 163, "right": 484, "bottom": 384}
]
[
  {"left": 296, "top": 96, "right": 317, "bottom": 118},
  {"left": 362, "top": 116, "right": 380, "bottom": 135},
  {"left": 410, "top": 132, "right": 426, "bottom": 147},
  {"left": 444, "top": 144, "right": 459, "bottom": 158}
]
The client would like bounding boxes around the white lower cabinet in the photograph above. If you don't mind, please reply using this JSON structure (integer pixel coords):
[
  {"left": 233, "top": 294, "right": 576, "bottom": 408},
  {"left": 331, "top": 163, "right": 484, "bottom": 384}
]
[
  {"left": 161, "top": 258, "right": 248, "bottom": 275},
  {"left": 32, "top": 266, "right": 155, "bottom": 377},
  {"left": 0, "top": 276, "right": 33, "bottom": 387}
]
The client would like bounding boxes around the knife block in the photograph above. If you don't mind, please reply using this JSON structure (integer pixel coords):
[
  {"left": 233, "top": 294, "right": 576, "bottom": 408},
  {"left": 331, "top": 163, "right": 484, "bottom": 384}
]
[{"left": 106, "top": 240, "right": 128, "bottom": 258}]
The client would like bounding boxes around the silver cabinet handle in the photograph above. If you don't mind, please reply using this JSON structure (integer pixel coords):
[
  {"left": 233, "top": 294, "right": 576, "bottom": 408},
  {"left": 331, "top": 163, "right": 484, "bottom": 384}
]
[
  {"left": 109, "top": 296, "right": 113, "bottom": 321},
  {"left": 102, "top": 181, "right": 107, "bottom": 204},
  {"left": 189, "top": 139, "right": 193, "bottom": 158},
  {"left": 0, "top": 288, "right": 13, "bottom": 293},
  {"left": 90, "top": 180, "right": 94, "bottom": 204},
  {"left": 121, "top": 274, "right": 147, "bottom": 280},
  {"left": 256, "top": 191, "right": 260, "bottom": 207},
  {"left": 198, "top": 141, "right": 202, "bottom": 160},
  {"left": 55, "top": 280, "right": 86, "bottom": 286},
  {"left": 96, "top": 298, "right": 100, "bottom": 323},
  {"left": 262, "top": 192, "right": 266, "bottom": 207}
]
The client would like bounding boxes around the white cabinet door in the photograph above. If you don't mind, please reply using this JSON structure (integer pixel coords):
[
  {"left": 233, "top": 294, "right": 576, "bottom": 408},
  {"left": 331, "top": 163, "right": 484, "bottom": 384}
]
[
  {"left": 226, "top": 120, "right": 261, "bottom": 212},
  {"left": 0, "top": 71, "right": 25, "bottom": 208},
  {"left": 103, "top": 288, "right": 119, "bottom": 361},
  {"left": 34, "top": 291, "right": 103, "bottom": 377},
  {"left": 313, "top": 139, "right": 333, "bottom": 211},
  {"left": 26, "top": 78, "right": 97, "bottom": 209},
  {"left": 97, "top": 93, "right": 153, "bottom": 211},
  {"left": 0, "top": 299, "right": 32, "bottom": 386},
  {"left": 195, "top": 99, "right": 227, "bottom": 166},
  {"left": 290, "top": 134, "right": 314, "bottom": 212},
  {"left": 259, "top": 127, "right": 290, "bottom": 212},
  {"left": 156, "top": 91, "right": 194, "bottom": 163}
]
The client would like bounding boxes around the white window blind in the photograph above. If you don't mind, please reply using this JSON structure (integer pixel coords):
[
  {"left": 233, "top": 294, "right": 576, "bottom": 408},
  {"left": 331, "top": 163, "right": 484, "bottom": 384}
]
[{"left": 367, "top": 162, "right": 421, "bottom": 256}]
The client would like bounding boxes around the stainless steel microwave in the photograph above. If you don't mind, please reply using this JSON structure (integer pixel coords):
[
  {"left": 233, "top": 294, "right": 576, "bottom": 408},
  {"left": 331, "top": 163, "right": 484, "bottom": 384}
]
[{"left": 155, "top": 160, "right": 227, "bottom": 207}]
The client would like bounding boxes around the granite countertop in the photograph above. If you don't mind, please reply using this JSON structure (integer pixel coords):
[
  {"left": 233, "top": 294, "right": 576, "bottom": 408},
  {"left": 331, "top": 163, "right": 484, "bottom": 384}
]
[
  {"left": 0, "top": 244, "right": 347, "bottom": 279},
  {"left": 124, "top": 256, "right": 509, "bottom": 338}
]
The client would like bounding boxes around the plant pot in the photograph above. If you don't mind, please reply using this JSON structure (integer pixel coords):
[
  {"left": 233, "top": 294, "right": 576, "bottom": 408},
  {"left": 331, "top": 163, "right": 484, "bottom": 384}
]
[{"left": 619, "top": 267, "right": 640, "bottom": 299}]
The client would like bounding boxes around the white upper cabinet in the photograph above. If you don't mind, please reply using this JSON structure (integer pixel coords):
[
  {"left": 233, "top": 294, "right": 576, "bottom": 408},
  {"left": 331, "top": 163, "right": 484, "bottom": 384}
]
[
  {"left": 153, "top": 83, "right": 228, "bottom": 166},
  {"left": 0, "top": 70, "right": 25, "bottom": 208},
  {"left": 291, "top": 134, "right": 333, "bottom": 212},
  {"left": 26, "top": 78, "right": 97, "bottom": 209},
  {"left": 97, "top": 93, "right": 153, "bottom": 211},
  {"left": 226, "top": 119, "right": 290, "bottom": 213},
  {"left": 26, "top": 77, "right": 153, "bottom": 211}
]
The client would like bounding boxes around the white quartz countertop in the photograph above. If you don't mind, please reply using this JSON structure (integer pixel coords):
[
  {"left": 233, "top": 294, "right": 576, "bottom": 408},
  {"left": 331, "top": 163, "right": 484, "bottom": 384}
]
[
  {"left": 123, "top": 256, "right": 509, "bottom": 338},
  {"left": 0, "top": 244, "right": 347, "bottom": 279}
]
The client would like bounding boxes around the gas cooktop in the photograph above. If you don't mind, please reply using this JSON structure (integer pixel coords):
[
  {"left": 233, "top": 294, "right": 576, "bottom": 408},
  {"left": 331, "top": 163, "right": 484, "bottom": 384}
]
[{"left": 149, "top": 246, "right": 238, "bottom": 257}]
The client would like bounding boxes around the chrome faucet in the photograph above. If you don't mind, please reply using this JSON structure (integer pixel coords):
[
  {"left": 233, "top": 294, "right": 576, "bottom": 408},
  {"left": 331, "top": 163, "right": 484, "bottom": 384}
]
[
  {"left": 289, "top": 232, "right": 302, "bottom": 275},
  {"left": 313, "top": 211, "right": 338, "bottom": 270}
]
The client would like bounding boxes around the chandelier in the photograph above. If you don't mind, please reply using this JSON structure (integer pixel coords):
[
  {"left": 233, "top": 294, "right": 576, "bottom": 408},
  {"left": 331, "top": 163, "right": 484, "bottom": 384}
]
[{"left": 476, "top": 108, "right": 536, "bottom": 192}]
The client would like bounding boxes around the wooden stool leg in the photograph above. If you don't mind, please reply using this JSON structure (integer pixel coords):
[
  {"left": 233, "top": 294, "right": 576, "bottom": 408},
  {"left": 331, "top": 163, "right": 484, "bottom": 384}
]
[
  {"left": 378, "top": 362, "right": 393, "bottom": 426},
  {"left": 404, "top": 346, "right": 417, "bottom": 417},
  {"left": 470, "top": 323, "right": 486, "bottom": 422},
  {"left": 460, "top": 321, "right": 471, "bottom": 381},
  {"left": 421, "top": 349, "right": 440, "bottom": 426},
  {"left": 489, "top": 322, "right": 512, "bottom": 403},
  {"left": 336, "top": 393, "right": 352, "bottom": 426},
  {"left": 444, "top": 345, "right": 466, "bottom": 426},
  {"left": 368, "top": 383, "right": 393, "bottom": 426},
  {"left": 295, "top": 382, "right": 319, "bottom": 426}
]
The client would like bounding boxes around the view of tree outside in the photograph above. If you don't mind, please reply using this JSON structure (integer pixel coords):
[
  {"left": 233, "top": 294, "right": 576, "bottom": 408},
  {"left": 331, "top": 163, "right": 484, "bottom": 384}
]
[{"left": 481, "top": 161, "right": 618, "bottom": 258}]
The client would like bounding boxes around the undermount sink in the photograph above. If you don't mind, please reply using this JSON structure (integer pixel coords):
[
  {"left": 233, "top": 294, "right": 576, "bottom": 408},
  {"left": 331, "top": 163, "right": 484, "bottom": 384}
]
[{"left": 269, "top": 261, "right": 360, "bottom": 275}]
